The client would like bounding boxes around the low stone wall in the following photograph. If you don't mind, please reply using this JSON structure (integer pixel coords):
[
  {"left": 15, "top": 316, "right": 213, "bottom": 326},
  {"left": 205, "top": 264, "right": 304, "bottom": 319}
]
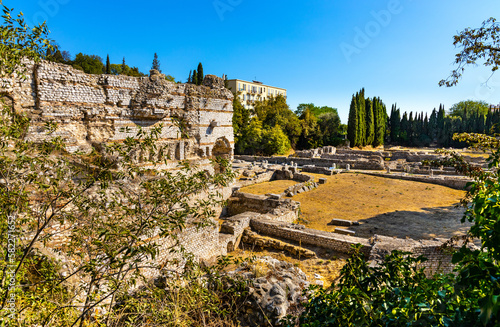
[
  {"left": 413, "top": 245, "right": 455, "bottom": 277},
  {"left": 362, "top": 172, "right": 471, "bottom": 190},
  {"left": 234, "top": 155, "right": 384, "bottom": 170},
  {"left": 236, "top": 171, "right": 275, "bottom": 188},
  {"left": 250, "top": 218, "right": 372, "bottom": 257},
  {"left": 301, "top": 165, "right": 335, "bottom": 175},
  {"left": 227, "top": 192, "right": 300, "bottom": 222}
]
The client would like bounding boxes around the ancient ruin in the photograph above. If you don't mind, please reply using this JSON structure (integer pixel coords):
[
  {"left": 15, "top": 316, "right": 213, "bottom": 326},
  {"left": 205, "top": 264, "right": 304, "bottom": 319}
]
[{"left": 1, "top": 61, "right": 234, "bottom": 170}]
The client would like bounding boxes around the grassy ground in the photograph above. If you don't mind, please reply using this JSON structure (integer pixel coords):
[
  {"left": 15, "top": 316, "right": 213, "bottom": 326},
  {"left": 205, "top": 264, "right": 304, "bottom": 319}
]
[
  {"left": 240, "top": 179, "right": 298, "bottom": 195},
  {"left": 239, "top": 172, "right": 468, "bottom": 240}
]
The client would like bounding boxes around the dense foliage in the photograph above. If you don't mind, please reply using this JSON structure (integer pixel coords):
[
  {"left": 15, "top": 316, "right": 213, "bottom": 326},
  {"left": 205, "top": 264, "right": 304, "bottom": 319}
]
[
  {"left": 232, "top": 96, "right": 345, "bottom": 155},
  {"left": 347, "top": 88, "right": 387, "bottom": 148},
  {"left": 388, "top": 101, "right": 500, "bottom": 147}
]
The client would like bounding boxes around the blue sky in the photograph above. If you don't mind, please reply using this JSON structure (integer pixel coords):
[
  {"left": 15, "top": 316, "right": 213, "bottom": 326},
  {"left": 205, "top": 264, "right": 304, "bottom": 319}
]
[{"left": 9, "top": 0, "right": 500, "bottom": 122}]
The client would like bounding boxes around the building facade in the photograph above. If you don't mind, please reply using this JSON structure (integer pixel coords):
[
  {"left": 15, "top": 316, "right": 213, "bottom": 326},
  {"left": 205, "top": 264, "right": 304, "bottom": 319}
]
[{"left": 226, "top": 79, "right": 287, "bottom": 110}]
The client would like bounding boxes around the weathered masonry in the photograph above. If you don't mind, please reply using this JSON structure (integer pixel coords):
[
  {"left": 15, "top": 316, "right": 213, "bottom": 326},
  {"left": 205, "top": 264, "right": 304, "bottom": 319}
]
[{"left": 0, "top": 61, "right": 234, "bottom": 169}]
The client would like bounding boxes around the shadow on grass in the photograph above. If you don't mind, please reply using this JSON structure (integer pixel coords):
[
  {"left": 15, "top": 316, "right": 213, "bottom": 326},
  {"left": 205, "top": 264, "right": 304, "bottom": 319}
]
[{"left": 349, "top": 205, "right": 471, "bottom": 240}]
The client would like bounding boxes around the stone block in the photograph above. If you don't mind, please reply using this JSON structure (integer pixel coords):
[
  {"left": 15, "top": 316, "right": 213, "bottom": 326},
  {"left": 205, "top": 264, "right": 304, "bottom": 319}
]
[
  {"left": 318, "top": 178, "right": 327, "bottom": 184},
  {"left": 327, "top": 218, "right": 353, "bottom": 227},
  {"left": 334, "top": 228, "right": 356, "bottom": 236}
]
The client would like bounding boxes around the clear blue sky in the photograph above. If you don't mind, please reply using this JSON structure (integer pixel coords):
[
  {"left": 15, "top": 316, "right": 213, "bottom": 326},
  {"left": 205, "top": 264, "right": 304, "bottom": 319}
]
[{"left": 9, "top": 0, "right": 500, "bottom": 122}]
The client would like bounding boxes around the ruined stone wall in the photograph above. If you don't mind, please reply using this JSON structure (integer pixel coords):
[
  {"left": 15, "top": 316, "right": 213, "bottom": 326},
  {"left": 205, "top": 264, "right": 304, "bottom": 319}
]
[
  {"left": 234, "top": 155, "right": 384, "bottom": 170},
  {"left": 227, "top": 192, "right": 300, "bottom": 222},
  {"left": 1, "top": 61, "right": 234, "bottom": 169},
  {"left": 0, "top": 62, "right": 239, "bottom": 277},
  {"left": 250, "top": 218, "right": 372, "bottom": 257}
]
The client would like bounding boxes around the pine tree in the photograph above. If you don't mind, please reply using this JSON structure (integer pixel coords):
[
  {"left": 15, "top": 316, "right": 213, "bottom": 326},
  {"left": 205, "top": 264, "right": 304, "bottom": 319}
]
[
  {"left": 121, "top": 57, "right": 126, "bottom": 74},
  {"left": 152, "top": 53, "right": 161, "bottom": 72},
  {"left": 192, "top": 69, "right": 198, "bottom": 85},
  {"left": 106, "top": 54, "right": 111, "bottom": 74},
  {"left": 347, "top": 95, "right": 358, "bottom": 147},
  {"left": 197, "top": 62, "right": 204, "bottom": 85},
  {"left": 365, "top": 98, "right": 375, "bottom": 145},
  {"left": 188, "top": 70, "right": 192, "bottom": 84}
]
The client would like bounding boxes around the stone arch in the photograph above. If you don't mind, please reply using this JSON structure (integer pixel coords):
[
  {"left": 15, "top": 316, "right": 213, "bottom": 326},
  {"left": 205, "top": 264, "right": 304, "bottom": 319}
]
[
  {"left": 0, "top": 93, "right": 14, "bottom": 110},
  {"left": 227, "top": 241, "right": 234, "bottom": 253},
  {"left": 212, "top": 137, "right": 232, "bottom": 160}
]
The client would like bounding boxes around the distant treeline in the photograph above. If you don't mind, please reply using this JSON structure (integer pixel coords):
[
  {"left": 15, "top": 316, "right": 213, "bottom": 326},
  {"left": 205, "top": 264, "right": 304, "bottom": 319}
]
[
  {"left": 388, "top": 100, "right": 498, "bottom": 148},
  {"left": 47, "top": 47, "right": 147, "bottom": 77}
]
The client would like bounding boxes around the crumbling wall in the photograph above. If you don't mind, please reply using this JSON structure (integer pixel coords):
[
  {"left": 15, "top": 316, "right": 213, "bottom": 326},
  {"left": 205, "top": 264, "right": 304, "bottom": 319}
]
[
  {"left": 250, "top": 218, "right": 372, "bottom": 257},
  {"left": 1, "top": 61, "right": 234, "bottom": 169}
]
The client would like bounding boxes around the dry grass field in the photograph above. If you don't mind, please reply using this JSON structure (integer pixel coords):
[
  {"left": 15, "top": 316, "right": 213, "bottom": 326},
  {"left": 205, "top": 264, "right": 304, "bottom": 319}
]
[
  {"left": 240, "top": 173, "right": 469, "bottom": 240},
  {"left": 240, "top": 179, "right": 298, "bottom": 195}
]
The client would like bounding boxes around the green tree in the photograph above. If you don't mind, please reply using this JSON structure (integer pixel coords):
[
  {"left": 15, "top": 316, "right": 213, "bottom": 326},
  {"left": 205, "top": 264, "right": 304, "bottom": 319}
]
[
  {"left": 121, "top": 57, "right": 126, "bottom": 73},
  {"left": 297, "top": 107, "right": 322, "bottom": 149},
  {"left": 197, "top": 62, "right": 204, "bottom": 85},
  {"left": 106, "top": 54, "right": 111, "bottom": 74},
  {"left": 448, "top": 100, "right": 490, "bottom": 118},
  {"left": 261, "top": 125, "right": 291, "bottom": 155},
  {"left": 151, "top": 52, "right": 161, "bottom": 72},
  {"left": 72, "top": 53, "right": 104, "bottom": 74},
  {"left": 365, "top": 97, "right": 375, "bottom": 145},
  {"left": 440, "top": 17, "right": 500, "bottom": 87},
  {"left": 356, "top": 89, "right": 366, "bottom": 146},
  {"left": 347, "top": 95, "right": 358, "bottom": 147},
  {"left": 192, "top": 69, "right": 198, "bottom": 85},
  {"left": 0, "top": 5, "right": 51, "bottom": 77},
  {"left": 373, "top": 97, "right": 387, "bottom": 147}
]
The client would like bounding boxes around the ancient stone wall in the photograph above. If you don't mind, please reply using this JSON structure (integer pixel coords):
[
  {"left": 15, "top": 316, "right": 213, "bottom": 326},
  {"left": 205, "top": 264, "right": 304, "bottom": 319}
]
[
  {"left": 250, "top": 218, "right": 372, "bottom": 257},
  {"left": 227, "top": 192, "right": 300, "bottom": 222},
  {"left": 234, "top": 155, "right": 384, "bottom": 170},
  {"left": 1, "top": 61, "right": 234, "bottom": 169}
]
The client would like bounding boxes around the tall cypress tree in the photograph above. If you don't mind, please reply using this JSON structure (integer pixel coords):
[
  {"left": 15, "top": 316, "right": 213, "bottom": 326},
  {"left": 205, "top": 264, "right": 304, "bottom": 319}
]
[
  {"left": 437, "top": 104, "right": 446, "bottom": 141},
  {"left": 356, "top": 88, "right": 366, "bottom": 146},
  {"left": 188, "top": 70, "right": 192, "bottom": 84},
  {"left": 121, "top": 57, "right": 126, "bottom": 74},
  {"left": 197, "top": 62, "right": 204, "bottom": 85},
  {"left": 389, "top": 104, "right": 401, "bottom": 142},
  {"left": 347, "top": 95, "right": 358, "bottom": 147},
  {"left": 365, "top": 97, "right": 375, "bottom": 145},
  {"left": 373, "top": 97, "right": 387, "bottom": 147},
  {"left": 106, "top": 54, "right": 111, "bottom": 74},
  {"left": 192, "top": 69, "right": 198, "bottom": 85}
]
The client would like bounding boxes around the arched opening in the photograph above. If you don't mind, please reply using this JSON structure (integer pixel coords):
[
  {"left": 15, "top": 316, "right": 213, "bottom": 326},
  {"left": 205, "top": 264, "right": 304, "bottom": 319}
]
[
  {"left": 0, "top": 94, "right": 14, "bottom": 110},
  {"left": 212, "top": 137, "right": 232, "bottom": 160},
  {"left": 227, "top": 241, "right": 234, "bottom": 253}
]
